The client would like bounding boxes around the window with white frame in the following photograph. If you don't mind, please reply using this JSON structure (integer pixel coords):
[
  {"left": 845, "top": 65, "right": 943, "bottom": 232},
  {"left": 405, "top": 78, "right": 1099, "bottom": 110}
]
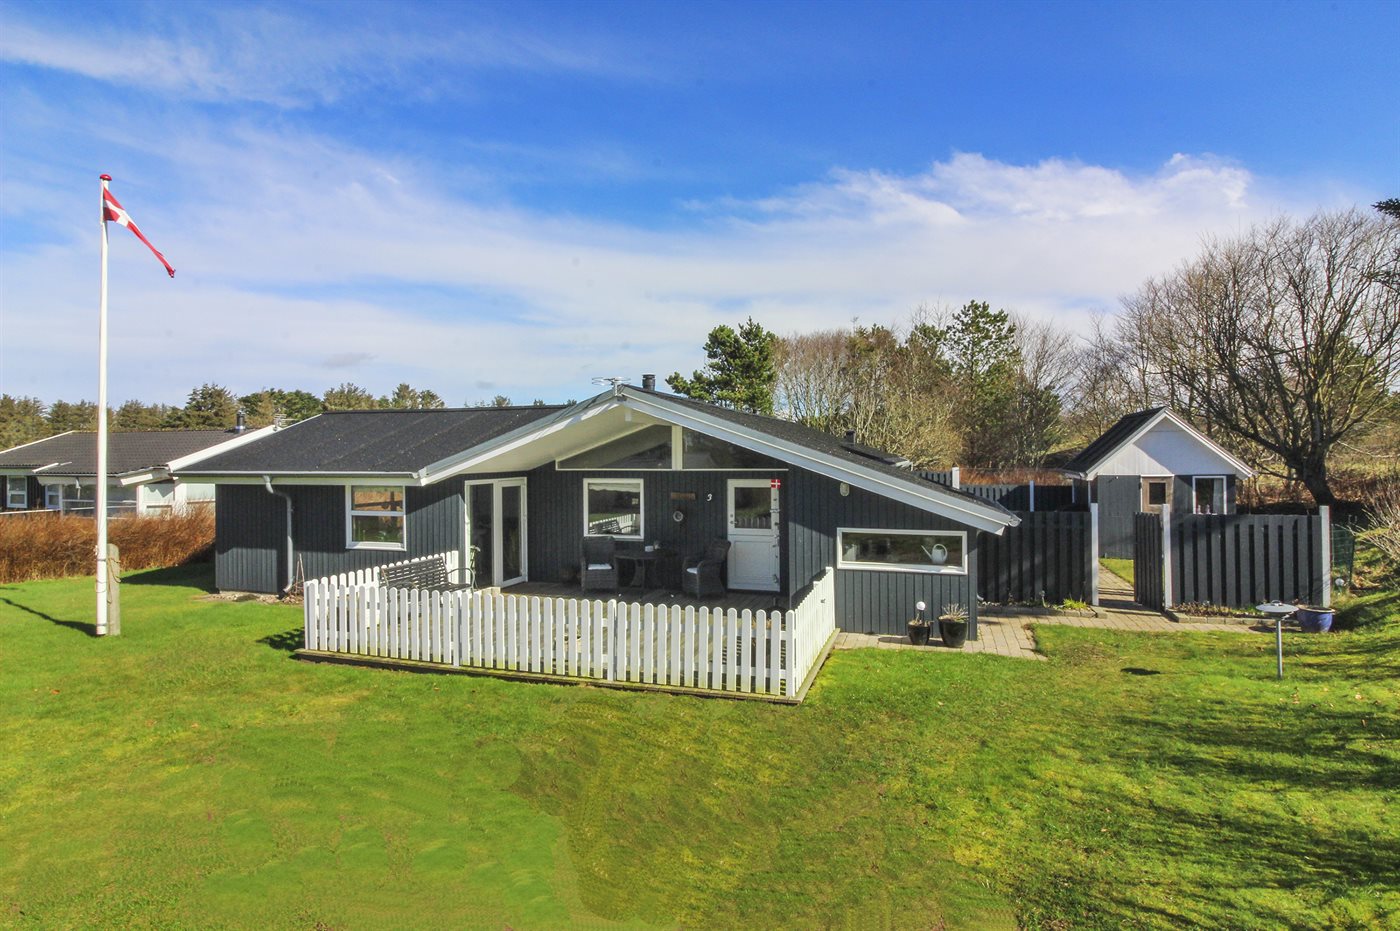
[
  {"left": 584, "top": 479, "right": 643, "bottom": 539},
  {"left": 837, "top": 528, "right": 967, "bottom": 574},
  {"left": 45, "top": 485, "right": 62, "bottom": 510},
  {"left": 346, "top": 485, "right": 407, "bottom": 549},
  {"left": 6, "top": 477, "right": 27, "bottom": 509}
]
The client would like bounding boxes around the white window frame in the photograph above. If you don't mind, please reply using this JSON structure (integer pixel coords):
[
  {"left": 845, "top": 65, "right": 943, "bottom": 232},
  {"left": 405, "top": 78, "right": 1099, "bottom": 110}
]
[
  {"left": 44, "top": 484, "right": 63, "bottom": 510},
  {"left": 836, "top": 527, "right": 968, "bottom": 575},
  {"left": 345, "top": 484, "right": 407, "bottom": 551},
  {"left": 583, "top": 477, "right": 645, "bottom": 540},
  {"left": 1192, "top": 475, "right": 1227, "bottom": 515},
  {"left": 6, "top": 476, "right": 27, "bottom": 509}
]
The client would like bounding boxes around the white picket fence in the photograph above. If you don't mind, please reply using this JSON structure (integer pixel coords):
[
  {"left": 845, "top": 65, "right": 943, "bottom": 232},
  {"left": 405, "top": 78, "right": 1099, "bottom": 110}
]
[{"left": 302, "top": 567, "right": 836, "bottom": 698}]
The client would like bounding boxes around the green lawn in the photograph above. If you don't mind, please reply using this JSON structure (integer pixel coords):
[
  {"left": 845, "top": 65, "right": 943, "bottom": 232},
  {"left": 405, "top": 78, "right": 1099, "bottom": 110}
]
[
  {"left": 2, "top": 566, "right": 1397, "bottom": 929},
  {"left": 1101, "top": 557, "right": 1135, "bottom": 586}
]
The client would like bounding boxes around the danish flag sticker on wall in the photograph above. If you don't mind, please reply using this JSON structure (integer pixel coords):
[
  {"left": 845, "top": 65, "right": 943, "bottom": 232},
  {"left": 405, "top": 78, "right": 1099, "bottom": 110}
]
[{"left": 770, "top": 478, "right": 781, "bottom": 489}]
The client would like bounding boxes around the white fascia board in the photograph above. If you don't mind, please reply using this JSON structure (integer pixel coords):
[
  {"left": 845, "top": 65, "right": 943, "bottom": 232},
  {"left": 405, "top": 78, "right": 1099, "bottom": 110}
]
[
  {"left": 0, "top": 430, "right": 75, "bottom": 457},
  {"left": 174, "top": 472, "right": 419, "bottom": 485},
  {"left": 620, "top": 390, "right": 1016, "bottom": 533},
  {"left": 1082, "top": 409, "right": 1253, "bottom": 479},
  {"left": 117, "top": 468, "right": 169, "bottom": 486},
  {"left": 167, "top": 424, "right": 282, "bottom": 472},
  {"left": 418, "top": 396, "right": 622, "bottom": 484}
]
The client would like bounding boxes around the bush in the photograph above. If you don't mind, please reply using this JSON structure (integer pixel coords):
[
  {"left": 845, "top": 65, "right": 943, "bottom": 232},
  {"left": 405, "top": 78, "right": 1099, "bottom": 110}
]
[
  {"left": 0, "top": 508, "right": 214, "bottom": 583},
  {"left": 1364, "top": 482, "right": 1400, "bottom": 577}
]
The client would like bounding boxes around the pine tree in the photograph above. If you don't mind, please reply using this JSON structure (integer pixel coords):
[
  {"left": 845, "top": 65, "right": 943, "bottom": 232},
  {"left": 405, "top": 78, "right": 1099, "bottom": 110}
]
[{"left": 667, "top": 317, "right": 778, "bottom": 415}]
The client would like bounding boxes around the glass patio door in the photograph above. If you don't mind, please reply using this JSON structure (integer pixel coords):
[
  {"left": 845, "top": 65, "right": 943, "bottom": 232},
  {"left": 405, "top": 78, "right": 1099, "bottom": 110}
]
[{"left": 466, "top": 479, "right": 528, "bottom": 587}]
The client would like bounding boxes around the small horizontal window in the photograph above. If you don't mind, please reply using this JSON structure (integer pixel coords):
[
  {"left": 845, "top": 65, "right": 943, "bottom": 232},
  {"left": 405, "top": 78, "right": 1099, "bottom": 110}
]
[
  {"left": 838, "top": 529, "right": 966, "bottom": 574},
  {"left": 347, "top": 484, "right": 406, "bottom": 549}
]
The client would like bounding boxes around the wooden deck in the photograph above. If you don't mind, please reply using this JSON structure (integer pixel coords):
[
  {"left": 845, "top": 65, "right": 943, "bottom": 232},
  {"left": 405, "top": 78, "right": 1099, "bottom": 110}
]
[{"left": 495, "top": 580, "right": 785, "bottom": 613}]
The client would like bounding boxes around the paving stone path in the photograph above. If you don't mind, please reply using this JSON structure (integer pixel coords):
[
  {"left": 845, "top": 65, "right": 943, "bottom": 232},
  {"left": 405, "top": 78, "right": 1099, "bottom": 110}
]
[{"left": 833, "top": 570, "right": 1263, "bottom": 661}]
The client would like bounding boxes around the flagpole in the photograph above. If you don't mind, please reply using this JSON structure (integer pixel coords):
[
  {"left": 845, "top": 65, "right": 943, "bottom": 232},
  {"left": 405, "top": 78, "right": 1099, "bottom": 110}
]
[{"left": 96, "top": 174, "right": 111, "bottom": 637}]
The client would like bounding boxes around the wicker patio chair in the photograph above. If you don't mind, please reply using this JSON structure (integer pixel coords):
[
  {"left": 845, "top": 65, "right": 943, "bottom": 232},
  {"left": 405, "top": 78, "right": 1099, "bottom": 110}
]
[
  {"left": 581, "top": 536, "right": 619, "bottom": 593},
  {"left": 683, "top": 540, "right": 731, "bottom": 599}
]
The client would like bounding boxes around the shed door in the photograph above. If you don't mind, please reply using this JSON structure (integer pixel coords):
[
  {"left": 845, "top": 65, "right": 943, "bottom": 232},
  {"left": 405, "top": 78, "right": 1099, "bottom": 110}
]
[{"left": 727, "top": 479, "right": 779, "bottom": 592}]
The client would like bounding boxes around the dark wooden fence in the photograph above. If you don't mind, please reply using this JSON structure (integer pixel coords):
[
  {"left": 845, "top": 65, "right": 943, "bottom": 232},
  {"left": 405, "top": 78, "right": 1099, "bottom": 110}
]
[
  {"left": 978, "top": 510, "right": 1093, "bottom": 604},
  {"left": 916, "top": 472, "right": 1082, "bottom": 512},
  {"left": 1171, "top": 513, "right": 1325, "bottom": 608},
  {"left": 1133, "top": 513, "right": 1164, "bottom": 609},
  {"left": 1133, "top": 512, "right": 1325, "bottom": 609}
]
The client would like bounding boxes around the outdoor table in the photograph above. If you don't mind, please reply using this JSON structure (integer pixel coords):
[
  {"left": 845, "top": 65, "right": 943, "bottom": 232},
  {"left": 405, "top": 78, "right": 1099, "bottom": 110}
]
[
  {"left": 1256, "top": 601, "right": 1297, "bottom": 680},
  {"left": 616, "top": 549, "right": 676, "bottom": 589}
]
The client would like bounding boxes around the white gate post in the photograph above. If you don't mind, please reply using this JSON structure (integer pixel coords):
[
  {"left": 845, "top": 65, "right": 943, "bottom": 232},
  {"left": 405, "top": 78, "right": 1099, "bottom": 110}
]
[
  {"left": 1089, "top": 502, "right": 1100, "bottom": 606},
  {"left": 1161, "top": 509, "right": 1173, "bottom": 610},
  {"left": 1319, "top": 505, "right": 1332, "bottom": 608},
  {"left": 951, "top": 466, "right": 960, "bottom": 490}
]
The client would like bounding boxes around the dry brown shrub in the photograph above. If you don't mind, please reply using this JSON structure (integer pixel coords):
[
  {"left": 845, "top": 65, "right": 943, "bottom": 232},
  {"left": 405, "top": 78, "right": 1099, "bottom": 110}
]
[
  {"left": 0, "top": 507, "right": 214, "bottom": 583},
  {"left": 1366, "top": 481, "right": 1400, "bottom": 571}
]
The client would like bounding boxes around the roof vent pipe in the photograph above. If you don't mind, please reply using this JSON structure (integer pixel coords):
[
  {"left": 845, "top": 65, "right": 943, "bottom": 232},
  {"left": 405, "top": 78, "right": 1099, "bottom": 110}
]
[
  {"left": 235, "top": 409, "right": 247, "bottom": 434},
  {"left": 641, "top": 373, "right": 656, "bottom": 391}
]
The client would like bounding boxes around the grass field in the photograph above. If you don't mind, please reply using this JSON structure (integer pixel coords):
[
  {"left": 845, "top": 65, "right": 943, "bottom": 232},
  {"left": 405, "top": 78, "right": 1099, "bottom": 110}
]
[
  {"left": 1100, "top": 557, "right": 1135, "bottom": 586},
  {"left": 2, "top": 565, "right": 1396, "bottom": 929}
]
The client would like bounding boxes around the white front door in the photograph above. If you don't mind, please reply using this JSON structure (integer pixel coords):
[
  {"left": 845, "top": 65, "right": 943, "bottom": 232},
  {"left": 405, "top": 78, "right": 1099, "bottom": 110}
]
[{"left": 727, "top": 479, "right": 780, "bottom": 592}]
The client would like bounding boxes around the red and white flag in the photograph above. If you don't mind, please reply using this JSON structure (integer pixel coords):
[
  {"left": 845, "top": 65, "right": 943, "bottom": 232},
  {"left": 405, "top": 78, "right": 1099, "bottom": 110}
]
[{"left": 102, "top": 179, "right": 175, "bottom": 277}]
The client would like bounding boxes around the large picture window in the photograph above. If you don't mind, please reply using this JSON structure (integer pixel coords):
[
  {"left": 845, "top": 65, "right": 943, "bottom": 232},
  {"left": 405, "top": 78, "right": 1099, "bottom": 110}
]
[
  {"left": 559, "top": 426, "right": 673, "bottom": 470},
  {"left": 837, "top": 528, "right": 967, "bottom": 574},
  {"left": 346, "top": 485, "right": 406, "bottom": 550},
  {"left": 584, "top": 479, "right": 643, "bottom": 539}
]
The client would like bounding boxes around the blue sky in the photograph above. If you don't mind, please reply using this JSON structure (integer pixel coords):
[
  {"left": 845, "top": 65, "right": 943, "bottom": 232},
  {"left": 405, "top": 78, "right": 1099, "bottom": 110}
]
[{"left": 1, "top": 0, "right": 1396, "bottom": 407}]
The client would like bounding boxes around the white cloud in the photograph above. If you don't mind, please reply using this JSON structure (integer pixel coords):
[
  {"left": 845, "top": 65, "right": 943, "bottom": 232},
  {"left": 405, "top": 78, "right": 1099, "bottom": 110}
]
[
  {"left": 0, "top": 102, "right": 1361, "bottom": 406},
  {"left": 0, "top": 6, "right": 641, "bottom": 107}
]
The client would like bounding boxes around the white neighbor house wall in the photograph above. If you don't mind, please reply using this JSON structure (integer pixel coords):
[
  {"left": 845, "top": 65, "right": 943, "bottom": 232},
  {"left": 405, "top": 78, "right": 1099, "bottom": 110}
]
[{"left": 1093, "top": 420, "right": 1246, "bottom": 478}]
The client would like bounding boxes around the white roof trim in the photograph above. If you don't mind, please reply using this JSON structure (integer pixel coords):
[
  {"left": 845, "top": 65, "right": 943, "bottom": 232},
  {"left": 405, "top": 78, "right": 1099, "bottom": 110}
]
[
  {"left": 0, "top": 430, "right": 76, "bottom": 457},
  {"left": 618, "top": 390, "right": 1015, "bottom": 532},
  {"left": 417, "top": 398, "right": 623, "bottom": 482},
  {"left": 1079, "top": 409, "right": 1253, "bottom": 480},
  {"left": 167, "top": 424, "right": 281, "bottom": 472}
]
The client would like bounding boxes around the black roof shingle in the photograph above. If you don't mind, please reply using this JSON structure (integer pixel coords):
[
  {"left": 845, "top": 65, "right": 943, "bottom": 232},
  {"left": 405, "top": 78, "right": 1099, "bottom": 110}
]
[
  {"left": 184, "top": 406, "right": 566, "bottom": 474},
  {"left": 0, "top": 430, "right": 243, "bottom": 477}
]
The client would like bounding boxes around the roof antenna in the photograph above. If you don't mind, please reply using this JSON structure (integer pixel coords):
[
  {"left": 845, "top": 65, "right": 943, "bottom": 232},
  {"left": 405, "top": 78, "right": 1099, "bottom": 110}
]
[{"left": 590, "top": 375, "right": 630, "bottom": 398}]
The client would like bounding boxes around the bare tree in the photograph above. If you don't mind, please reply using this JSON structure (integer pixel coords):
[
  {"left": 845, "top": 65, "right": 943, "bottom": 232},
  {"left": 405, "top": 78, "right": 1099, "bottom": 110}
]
[
  {"left": 774, "top": 329, "right": 851, "bottom": 432},
  {"left": 1118, "top": 208, "right": 1400, "bottom": 504}
]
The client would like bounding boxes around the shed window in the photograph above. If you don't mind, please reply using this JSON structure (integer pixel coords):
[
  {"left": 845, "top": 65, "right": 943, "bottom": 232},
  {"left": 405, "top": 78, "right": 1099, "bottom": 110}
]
[
  {"left": 6, "top": 477, "right": 27, "bottom": 509},
  {"left": 584, "top": 479, "right": 643, "bottom": 539},
  {"left": 346, "top": 485, "right": 406, "bottom": 550},
  {"left": 837, "top": 529, "right": 967, "bottom": 574}
]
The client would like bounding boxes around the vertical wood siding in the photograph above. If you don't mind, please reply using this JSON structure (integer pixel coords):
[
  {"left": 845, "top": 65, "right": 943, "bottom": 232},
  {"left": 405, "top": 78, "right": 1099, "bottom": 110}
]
[
  {"left": 785, "top": 469, "right": 979, "bottom": 637},
  {"left": 525, "top": 463, "right": 787, "bottom": 591},
  {"left": 213, "top": 482, "right": 464, "bottom": 593},
  {"left": 1133, "top": 514, "right": 1165, "bottom": 609},
  {"left": 214, "top": 484, "right": 282, "bottom": 593}
]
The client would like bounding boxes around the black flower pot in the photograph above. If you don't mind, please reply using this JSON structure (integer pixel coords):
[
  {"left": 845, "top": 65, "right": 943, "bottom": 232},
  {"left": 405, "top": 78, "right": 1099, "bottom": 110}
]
[
  {"left": 908, "top": 622, "right": 931, "bottom": 646},
  {"left": 939, "top": 619, "right": 968, "bottom": 649}
]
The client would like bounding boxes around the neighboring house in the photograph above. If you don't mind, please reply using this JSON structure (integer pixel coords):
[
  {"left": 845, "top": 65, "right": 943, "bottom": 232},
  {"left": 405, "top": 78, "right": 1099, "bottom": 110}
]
[
  {"left": 1060, "top": 408, "right": 1254, "bottom": 558},
  {"left": 176, "top": 384, "right": 1018, "bottom": 637},
  {"left": 0, "top": 427, "right": 275, "bottom": 516}
]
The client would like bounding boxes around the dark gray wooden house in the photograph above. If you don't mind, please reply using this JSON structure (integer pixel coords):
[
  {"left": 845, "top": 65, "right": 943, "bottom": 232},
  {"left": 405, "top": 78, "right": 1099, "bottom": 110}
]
[
  {"left": 178, "top": 385, "right": 1018, "bottom": 638},
  {"left": 1061, "top": 407, "right": 1253, "bottom": 558}
]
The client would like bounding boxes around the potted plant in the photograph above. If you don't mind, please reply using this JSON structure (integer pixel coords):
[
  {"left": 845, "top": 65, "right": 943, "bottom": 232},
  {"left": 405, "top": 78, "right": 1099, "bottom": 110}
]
[
  {"left": 938, "top": 603, "right": 969, "bottom": 649},
  {"left": 907, "top": 600, "right": 932, "bottom": 646},
  {"left": 1296, "top": 605, "right": 1334, "bottom": 633}
]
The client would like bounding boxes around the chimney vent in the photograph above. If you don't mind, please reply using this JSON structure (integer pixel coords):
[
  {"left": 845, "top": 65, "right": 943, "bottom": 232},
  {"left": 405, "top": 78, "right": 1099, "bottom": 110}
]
[
  {"left": 641, "top": 373, "right": 656, "bottom": 391},
  {"left": 844, "top": 429, "right": 856, "bottom": 444},
  {"left": 235, "top": 409, "right": 247, "bottom": 434}
]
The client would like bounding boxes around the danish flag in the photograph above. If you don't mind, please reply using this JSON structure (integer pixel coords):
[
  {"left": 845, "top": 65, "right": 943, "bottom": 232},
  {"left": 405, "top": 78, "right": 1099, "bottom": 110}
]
[{"left": 101, "top": 176, "right": 175, "bottom": 277}]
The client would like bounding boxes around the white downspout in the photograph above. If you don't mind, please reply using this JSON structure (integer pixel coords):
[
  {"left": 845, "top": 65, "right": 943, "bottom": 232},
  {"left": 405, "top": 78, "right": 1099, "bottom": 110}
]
[{"left": 263, "top": 475, "right": 294, "bottom": 595}]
